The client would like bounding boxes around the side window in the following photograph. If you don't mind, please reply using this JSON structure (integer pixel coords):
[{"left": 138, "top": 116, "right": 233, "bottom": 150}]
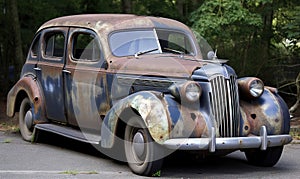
[
  {"left": 30, "top": 34, "right": 40, "bottom": 57},
  {"left": 44, "top": 32, "right": 65, "bottom": 58},
  {"left": 157, "top": 30, "right": 194, "bottom": 55},
  {"left": 72, "top": 32, "right": 101, "bottom": 61},
  {"left": 168, "top": 33, "right": 192, "bottom": 54}
]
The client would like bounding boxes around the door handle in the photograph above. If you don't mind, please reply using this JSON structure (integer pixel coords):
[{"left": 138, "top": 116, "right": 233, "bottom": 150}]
[
  {"left": 62, "top": 69, "right": 71, "bottom": 74},
  {"left": 34, "top": 67, "right": 41, "bottom": 71}
]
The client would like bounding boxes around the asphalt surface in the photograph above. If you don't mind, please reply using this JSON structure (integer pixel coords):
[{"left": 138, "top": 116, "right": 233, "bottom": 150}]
[{"left": 0, "top": 131, "right": 300, "bottom": 179}]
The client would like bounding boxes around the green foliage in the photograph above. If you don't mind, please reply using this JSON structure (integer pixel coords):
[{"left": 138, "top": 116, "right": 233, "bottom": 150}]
[
  {"left": 0, "top": 0, "right": 299, "bottom": 98},
  {"left": 190, "top": 0, "right": 262, "bottom": 40},
  {"left": 190, "top": 0, "right": 299, "bottom": 87},
  {"left": 190, "top": 0, "right": 266, "bottom": 77}
]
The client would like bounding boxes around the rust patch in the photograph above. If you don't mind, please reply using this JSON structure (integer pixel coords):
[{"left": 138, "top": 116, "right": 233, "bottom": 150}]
[
  {"left": 240, "top": 89, "right": 283, "bottom": 135},
  {"left": 170, "top": 105, "right": 206, "bottom": 138},
  {"left": 6, "top": 76, "right": 45, "bottom": 122}
]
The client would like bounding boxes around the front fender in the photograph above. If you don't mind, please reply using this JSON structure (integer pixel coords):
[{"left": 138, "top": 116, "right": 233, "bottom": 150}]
[
  {"left": 240, "top": 88, "right": 290, "bottom": 136},
  {"left": 7, "top": 76, "right": 45, "bottom": 123},
  {"left": 101, "top": 91, "right": 169, "bottom": 148}
]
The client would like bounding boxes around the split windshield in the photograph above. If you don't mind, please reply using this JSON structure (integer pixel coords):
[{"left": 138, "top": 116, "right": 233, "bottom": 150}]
[{"left": 109, "top": 29, "right": 195, "bottom": 57}]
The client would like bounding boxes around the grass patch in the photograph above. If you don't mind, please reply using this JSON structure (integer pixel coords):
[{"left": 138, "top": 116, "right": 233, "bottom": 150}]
[
  {"left": 3, "top": 138, "right": 12, "bottom": 143},
  {"left": 290, "top": 130, "right": 300, "bottom": 140},
  {"left": 59, "top": 170, "right": 79, "bottom": 175},
  {"left": 0, "top": 122, "right": 19, "bottom": 133},
  {"left": 59, "top": 170, "right": 98, "bottom": 175}
]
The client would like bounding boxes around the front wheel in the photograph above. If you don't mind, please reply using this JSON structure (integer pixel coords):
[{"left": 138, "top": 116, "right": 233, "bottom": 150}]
[
  {"left": 19, "top": 98, "right": 35, "bottom": 141},
  {"left": 244, "top": 146, "right": 283, "bottom": 167},
  {"left": 124, "top": 117, "right": 164, "bottom": 176}
]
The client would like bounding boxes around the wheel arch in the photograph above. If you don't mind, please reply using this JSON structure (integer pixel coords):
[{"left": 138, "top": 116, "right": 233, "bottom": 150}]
[
  {"left": 7, "top": 76, "right": 46, "bottom": 123},
  {"left": 114, "top": 107, "right": 139, "bottom": 144},
  {"left": 101, "top": 91, "right": 170, "bottom": 148},
  {"left": 14, "top": 90, "right": 28, "bottom": 113}
]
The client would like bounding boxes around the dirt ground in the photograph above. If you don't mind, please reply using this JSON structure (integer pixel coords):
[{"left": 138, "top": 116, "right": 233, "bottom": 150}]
[
  {"left": 291, "top": 117, "right": 300, "bottom": 127},
  {"left": 0, "top": 97, "right": 18, "bottom": 132}
]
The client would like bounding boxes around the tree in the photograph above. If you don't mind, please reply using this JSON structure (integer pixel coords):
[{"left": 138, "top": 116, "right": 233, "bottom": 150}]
[
  {"left": 190, "top": 0, "right": 263, "bottom": 76},
  {"left": 122, "top": 0, "right": 132, "bottom": 13},
  {"left": 8, "top": 0, "right": 23, "bottom": 75},
  {"left": 289, "top": 73, "right": 300, "bottom": 117}
]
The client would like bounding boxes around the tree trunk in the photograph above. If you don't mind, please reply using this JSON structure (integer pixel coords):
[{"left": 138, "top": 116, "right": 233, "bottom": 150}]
[
  {"left": 176, "top": 0, "right": 185, "bottom": 17},
  {"left": 122, "top": 0, "right": 132, "bottom": 13},
  {"left": 290, "top": 72, "right": 300, "bottom": 117},
  {"left": 7, "top": 0, "right": 23, "bottom": 77}
]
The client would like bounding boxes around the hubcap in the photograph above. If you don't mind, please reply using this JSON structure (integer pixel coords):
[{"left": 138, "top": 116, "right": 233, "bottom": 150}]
[
  {"left": 24, "top": 110, "right": 33, "bottom": 130},
  {"left": 132, "top": 131, "right": 145, "bottom": 158}
]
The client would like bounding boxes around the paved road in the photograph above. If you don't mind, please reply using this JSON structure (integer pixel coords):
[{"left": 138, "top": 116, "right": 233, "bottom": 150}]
[{"left": 0, "top": 131, "right": 299, "bottom": 179}]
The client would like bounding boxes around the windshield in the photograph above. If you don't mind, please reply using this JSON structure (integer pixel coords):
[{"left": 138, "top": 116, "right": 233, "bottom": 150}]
[
  {"left": 192, "top": 30, "right": 214, "bottom": 60},
  {"left": 109, "top": 29, "right": 195, "bottom": 57}
]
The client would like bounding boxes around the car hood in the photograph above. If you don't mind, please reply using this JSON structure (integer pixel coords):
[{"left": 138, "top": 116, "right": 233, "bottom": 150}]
[{"left": 108, "top": 54, "right": 204, "bottom": 78}]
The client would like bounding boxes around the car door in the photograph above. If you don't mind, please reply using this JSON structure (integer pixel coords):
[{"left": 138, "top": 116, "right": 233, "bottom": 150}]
[
  {"left": 63, "top": 28, "right": 109, "bottom": 132},
  {"left": 35, "top": 28, "right": 68, "bottom": 122}
]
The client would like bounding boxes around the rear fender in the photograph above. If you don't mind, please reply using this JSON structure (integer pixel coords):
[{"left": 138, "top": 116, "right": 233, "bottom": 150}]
[
  {"left": 7, "top": 76, "right": 46, "bottom": 123},
  {"left": 101, "top": 91, "right": 169, "bottom": 148}
]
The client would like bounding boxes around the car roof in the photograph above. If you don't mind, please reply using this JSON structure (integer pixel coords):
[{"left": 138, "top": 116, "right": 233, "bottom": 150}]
[{"left": 38, "top": 14, "right": 191, "bottom": 35}]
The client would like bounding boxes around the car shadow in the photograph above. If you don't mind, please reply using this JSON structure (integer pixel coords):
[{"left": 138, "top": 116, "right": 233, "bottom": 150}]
[{"left": 35, "top": 130, "right": 289, "bottom": 178}]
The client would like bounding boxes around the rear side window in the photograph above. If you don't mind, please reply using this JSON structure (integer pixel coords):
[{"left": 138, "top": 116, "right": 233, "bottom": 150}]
[
  {"left": 72, "top": 32, "right": 101, "bottom": 61},
  {"left": 30, "top": 34, "right": 40, "bottom": 57},
  {"left": 44, "top": 32, "right": 65, "bottom": 58}
]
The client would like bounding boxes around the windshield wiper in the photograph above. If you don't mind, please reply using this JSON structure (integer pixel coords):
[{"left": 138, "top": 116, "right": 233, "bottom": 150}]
[
  {"left": 134, "top": 48, "right": 158, "bottom": 58},
  {"left": 163, "top": 47, "right": 184, "bottom": 55}
]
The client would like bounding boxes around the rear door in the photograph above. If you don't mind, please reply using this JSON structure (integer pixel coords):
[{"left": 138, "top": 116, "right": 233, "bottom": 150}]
[
  {"left": 63, "top": 28, "right": 109, "bottom": 132},
  {"left": 35, "top": 28, "right": 68, "bottom": 122}
]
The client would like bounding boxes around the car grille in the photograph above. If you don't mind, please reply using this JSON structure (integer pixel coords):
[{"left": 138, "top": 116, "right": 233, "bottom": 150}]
[{"left": 210, "top": 75, "right": 240, "bottom": 137}]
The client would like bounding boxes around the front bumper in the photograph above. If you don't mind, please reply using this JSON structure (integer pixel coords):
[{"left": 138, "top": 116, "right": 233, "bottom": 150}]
[{"left": 163, "top": 126, "right": 292, "bottom": 152}]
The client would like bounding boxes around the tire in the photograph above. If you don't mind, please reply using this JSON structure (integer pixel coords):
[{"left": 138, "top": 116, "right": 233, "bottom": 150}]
[
  {"left": 19, "top": 98, "right": 35, "bottom": 142},
  {"left": 124, "top": 117, "right": 164, "bottom": 176},
  {"left": 244, "top": 146, "right": 283, "bottom": 167}
]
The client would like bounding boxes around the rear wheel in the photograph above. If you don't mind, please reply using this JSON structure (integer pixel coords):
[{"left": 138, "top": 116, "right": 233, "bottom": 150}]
[
  {"left": 244, "top": 146, "right": 283, "bottom": 167},
  {"left": 19, "top": 98, "right": 35, "bottom": 141},
  {"left": 124, "top": 117, "right": 164, "bottom": 176}
]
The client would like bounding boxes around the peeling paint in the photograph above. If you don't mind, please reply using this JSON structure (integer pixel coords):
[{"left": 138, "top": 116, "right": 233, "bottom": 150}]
[
  {"left": 240, "top": 89, "right": 286, "bottom": 136},
  {"left": 6, "top": 76, "right": 46, "bottom": 123}
]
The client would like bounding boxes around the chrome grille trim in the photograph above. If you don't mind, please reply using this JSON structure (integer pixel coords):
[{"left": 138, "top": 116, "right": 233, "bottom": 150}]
[{"left": 210, "top": 75, "right": 240, "bottom": 137}]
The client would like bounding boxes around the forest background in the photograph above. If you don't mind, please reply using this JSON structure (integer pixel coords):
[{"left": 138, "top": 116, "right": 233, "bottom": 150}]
[{"left": 0, "top": 0, "right": 299, "bottom": 115}]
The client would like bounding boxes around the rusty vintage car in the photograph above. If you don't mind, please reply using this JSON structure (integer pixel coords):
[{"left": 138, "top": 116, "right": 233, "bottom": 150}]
[{"left": 7, "top": 14, "right": 292, "bottom": 176}]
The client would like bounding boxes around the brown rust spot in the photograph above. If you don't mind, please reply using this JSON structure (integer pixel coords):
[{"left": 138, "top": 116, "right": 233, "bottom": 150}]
[
  {"left": 240, "top": 89, "right": 283, "bottom": 135},
  {"left": 7, "top": 76, "right": 45, "bottom": 120}
]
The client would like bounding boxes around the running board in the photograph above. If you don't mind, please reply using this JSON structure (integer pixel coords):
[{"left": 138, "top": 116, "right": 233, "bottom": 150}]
[{"left": 35, "top": 124, "right": 101, "bottom": 144}]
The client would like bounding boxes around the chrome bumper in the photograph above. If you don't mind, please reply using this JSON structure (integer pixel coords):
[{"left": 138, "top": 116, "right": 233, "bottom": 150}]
[{"left": 163, "top": 126, "right": 292, "bottom": 152}]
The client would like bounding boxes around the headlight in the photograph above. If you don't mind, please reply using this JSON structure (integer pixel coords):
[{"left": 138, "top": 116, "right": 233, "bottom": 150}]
[
  {"left": 169, "top": 81, "right": 201, "bottom": 102},
  {"left": 249, "top": 79, "right": 264, "bottom": 97},
  {"left": 184, "top": 82, "right": 201, "bottom": 102},
  {"left": 238, "top": 77, "right": 264, "bottom": 99}
]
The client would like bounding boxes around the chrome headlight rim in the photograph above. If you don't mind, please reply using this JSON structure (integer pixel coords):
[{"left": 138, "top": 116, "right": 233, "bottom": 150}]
[
  {"left": 238, "top": 77, "right": 265, "bottom": 99},
  {"left": 182, "top": 81, "right": 202, "bottom": 102},
  {"left": 249, "top": 78, "right": 264, "bottom": 98},
  {"left": 169, "top": 81, "right": 202, "bottom": 102}
]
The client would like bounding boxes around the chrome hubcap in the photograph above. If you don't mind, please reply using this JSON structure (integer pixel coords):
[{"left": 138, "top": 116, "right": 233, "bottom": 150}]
[
  {"left": 132, "top": 131, "right": 145, "bottom": 158},
  {"left": 24, "top": 110, "right": 33, "bottom": 130}
]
